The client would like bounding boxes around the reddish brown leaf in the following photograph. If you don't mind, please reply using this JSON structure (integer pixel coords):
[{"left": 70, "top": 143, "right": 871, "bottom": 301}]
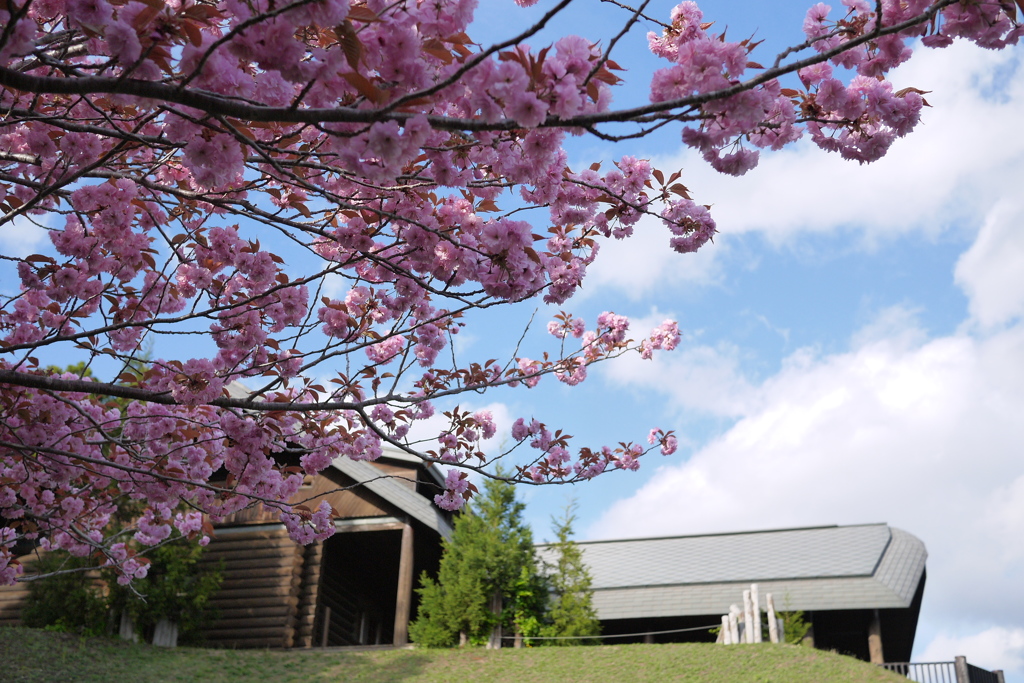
[
  {"left": 533, "top": 45, "right": 549, "bottom": 82},
  {"left": 670, "top": 183, "right": 692, "bottom": 199},
  {"left": 342, "top": 71, "right": 382, "bottom": 104},
  {"left": 335, "top": 20, "right": 363, "bottom": 71},
  {"left": 133, "top": 4, "right": 163, "bottom": 30},
  {"left": 894, "top": 86, "right": 931, "bottom": 98},
  {"left": 422, "top": 45, "right": 454, "bottom": 64},
  {"left": 347, "top": 5, "right": 379, "bottom": 22},
  {"left": 593, "top": 68, "right": 621, "bottom": 85},
  {"left": 181, "top": 21, "right": 204, "bottom": 48}
]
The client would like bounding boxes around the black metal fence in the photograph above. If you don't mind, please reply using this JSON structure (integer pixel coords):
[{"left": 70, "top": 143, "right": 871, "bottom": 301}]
[
  {"left": 882, "top": 661, "right": 957, "bottom": 682},
  {"left": 966, "top": 662, "right": 1004, "bottom": 683},
  {"left": 880, "top": 656, "right": 1005, "bottom": 683}
]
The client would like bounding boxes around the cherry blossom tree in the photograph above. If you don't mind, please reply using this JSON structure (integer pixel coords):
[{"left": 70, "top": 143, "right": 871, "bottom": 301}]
[{"left": 0, "top": 0, "right": 1020, "bottom": 585}]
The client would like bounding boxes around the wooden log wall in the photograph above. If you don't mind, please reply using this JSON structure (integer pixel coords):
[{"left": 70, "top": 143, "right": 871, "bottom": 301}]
[{"left": 198, "top": 525, "right": 321, "bottom": 649}]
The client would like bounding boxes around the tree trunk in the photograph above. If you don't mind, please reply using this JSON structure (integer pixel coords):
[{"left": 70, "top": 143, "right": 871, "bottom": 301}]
[{"left": 486, "top": 590, "right": 502, "bottom": 649}]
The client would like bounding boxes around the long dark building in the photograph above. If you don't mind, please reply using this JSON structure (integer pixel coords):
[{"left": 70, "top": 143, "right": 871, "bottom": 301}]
[{"left": 537, "top": 523, "right": 926, "bottom": 663}]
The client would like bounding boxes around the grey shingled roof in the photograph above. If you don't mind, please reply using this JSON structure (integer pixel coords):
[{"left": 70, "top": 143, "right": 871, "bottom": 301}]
[
  {"left": 376, "top": 445, "right": 447, "bottom": 488},
  {"left": 537, "top": 524, "right": 926, "bottom": 620},
  {"left": 331, "top": 456, "right": 453, "bottom": 540},
  {"left": 223, "top": 384, "right": 451, "bottom": 539}
]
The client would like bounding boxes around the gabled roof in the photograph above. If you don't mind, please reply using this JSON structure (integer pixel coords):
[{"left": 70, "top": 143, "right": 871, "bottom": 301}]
[
  {"left": 331, "top": 456, "right": 453, "bottom": 540},
  {"left": 374, "top": 445, "right": 448, "bottom": 488},
  {"left": 537, "top": 523, "right": 926, "bottom": 620},
  {"left": 224, "top": 383, "right": 451, "bottom": 539}
]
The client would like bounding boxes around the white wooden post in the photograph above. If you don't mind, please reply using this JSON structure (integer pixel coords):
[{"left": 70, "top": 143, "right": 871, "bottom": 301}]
[
  {"left": 728, "top": 605, "right": 740, "bottom": 644},
  {"left": 118, "top": 612, "right": 138, "bottom": 643},
  {"left": 766, "top": 593, "right": 779, "bottom": 644},
  {"left": 751, "top": 584, "right": 762, "bottom": 643},
  {"left": 743, "top": 589, "right": 754, "bottom": 644},
  {"left": 152, "top": 618, "right": 179, "bottom": 648},
  {"left": 954, "top": 656, "right": 970, "bottom": 683},
  {"left": 720, "top": 615, "right": 730, "bottom": 644}
]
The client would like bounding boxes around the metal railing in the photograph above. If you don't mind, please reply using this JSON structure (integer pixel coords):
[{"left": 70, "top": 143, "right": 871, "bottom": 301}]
[
  {"left": 881, "top": 661, "right": 957, "bottom": 683},
  {"left": 880, "top": 656, "right": 1005, "bottom": 683},
  {"left": 966, "top": 663, "right": 1004, "bottom": 683}
]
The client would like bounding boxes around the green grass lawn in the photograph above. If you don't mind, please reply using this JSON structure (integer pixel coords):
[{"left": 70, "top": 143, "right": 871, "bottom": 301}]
[{"left": 0, "top": 627, "right": 908, "bottom": 683}]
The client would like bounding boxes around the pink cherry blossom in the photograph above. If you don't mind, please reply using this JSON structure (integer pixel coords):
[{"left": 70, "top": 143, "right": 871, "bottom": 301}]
[{"left": 1, "top": 0, "right": 1018, "bottom": 586}]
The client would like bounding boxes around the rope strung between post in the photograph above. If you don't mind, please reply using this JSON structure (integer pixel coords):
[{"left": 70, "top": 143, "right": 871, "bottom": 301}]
[{"left": 514, "top": 623, "right": 721, "bottom": 641}]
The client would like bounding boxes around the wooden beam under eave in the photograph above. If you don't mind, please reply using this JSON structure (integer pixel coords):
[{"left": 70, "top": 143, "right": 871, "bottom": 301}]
[
  {"left": 868, "top": 609, "right": 885, "bottom": 664},
  {"left": 392, "top": 520, "right": 415, "bottom": 645}
]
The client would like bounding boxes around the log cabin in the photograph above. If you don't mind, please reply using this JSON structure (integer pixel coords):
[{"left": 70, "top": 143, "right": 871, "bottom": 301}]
[{"left": 0, "top": 447, "right": 453, "bottom": 649}]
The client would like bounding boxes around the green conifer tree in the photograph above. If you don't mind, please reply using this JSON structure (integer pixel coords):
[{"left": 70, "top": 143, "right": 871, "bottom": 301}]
[
  {"left": 540, "top": 502, "right": 601, "bottom": 645},
  {"left": 409, "top": 472, "right": 543, "bottom": 647}
]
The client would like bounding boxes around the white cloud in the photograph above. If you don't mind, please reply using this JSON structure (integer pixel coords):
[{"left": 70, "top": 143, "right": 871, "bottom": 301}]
[
  {"left": 576, "top": 37, "right": 1024, "bottom": 683},
  {"left": 683, "top": 43, "right": 1024, "bottom": 243},
  {"left": 602, "top": 337, "right": 757, "bottom": 419},
  {"left": 0, "top": 214, "right": 49, "bottom": 259},
  {"left": 955, "top": 198, "right": 1024, "bottom": 329},
  {"left": 918, "top": 627, "right": 1024, "bottom": 679},
  {"left": 583, "top": 43, "right": 1024, "bottom": 300},
  {"left": 582, "top": 221, "right": 726, "bottom": 300},
  {"left": 589, "top": 309, "right": 1024, "bottom": 663}
]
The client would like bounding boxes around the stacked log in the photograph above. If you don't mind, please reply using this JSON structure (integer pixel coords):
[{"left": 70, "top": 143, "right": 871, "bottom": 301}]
[{"left": 198, "top": 525, "right": 315, "bottom": 649}]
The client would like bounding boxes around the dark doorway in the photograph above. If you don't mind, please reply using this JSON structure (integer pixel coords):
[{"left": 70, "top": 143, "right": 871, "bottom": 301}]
[{"left": 315, "top": 529, "right": 401, "bottom": 646}]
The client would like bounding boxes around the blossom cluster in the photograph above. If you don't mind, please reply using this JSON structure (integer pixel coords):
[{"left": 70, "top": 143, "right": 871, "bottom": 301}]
[
  {"left": 0, "top": 0, "right": 1019, "bottom": 581},
  {"left": 648, "top": 0, "right": 1020, "bottom": 171},
  {"left": 508, "top": 418, "right": 678, "bottom": 485}
]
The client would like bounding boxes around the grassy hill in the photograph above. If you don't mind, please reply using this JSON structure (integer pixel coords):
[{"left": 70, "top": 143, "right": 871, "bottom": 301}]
[{"left": 0, "top": 627, "right": 907, "bottom": 683}]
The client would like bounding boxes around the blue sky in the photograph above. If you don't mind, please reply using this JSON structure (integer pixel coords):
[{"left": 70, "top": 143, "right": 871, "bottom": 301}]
[
  {"left": 447, "top": 1, "right": 1024, "bottom": 677},
  {"left": 1, "top": 0, "right": 1021, "bottom": 675}
]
